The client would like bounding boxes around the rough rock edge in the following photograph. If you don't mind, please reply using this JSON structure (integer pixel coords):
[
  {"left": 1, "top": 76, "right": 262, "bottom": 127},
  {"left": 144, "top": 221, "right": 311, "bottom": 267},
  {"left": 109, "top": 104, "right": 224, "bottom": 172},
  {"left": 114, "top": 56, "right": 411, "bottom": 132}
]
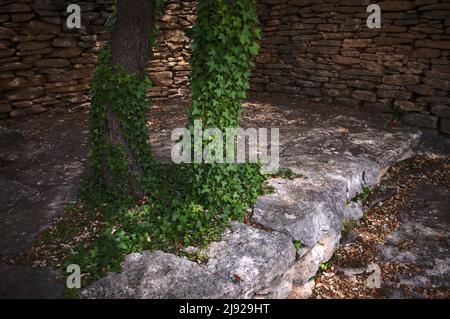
[
  {"left": 80, "top": 222, "right": 296, "bottom": 299},
  {"left": 81, "top": 127, "right": 421, "bottom": 299}
]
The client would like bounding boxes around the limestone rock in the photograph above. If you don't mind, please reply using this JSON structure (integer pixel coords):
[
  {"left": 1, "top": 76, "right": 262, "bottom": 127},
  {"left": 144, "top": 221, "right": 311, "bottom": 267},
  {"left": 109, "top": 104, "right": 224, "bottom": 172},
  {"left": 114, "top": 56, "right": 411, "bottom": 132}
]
[
  {"left": 0, "top": 102, "right": 11, "bottom": 114},
  {"left": 252, "top": 117, "right": 420, "bottom": 246},
  {"left": 81, "top": 222, "right": 296, "bottom": 299},
  {"left": 383, "top": 75, "right": 420, "bottom": 86},
  {"left": 431, "top": 105, "right": 450, "bottom": 119}
]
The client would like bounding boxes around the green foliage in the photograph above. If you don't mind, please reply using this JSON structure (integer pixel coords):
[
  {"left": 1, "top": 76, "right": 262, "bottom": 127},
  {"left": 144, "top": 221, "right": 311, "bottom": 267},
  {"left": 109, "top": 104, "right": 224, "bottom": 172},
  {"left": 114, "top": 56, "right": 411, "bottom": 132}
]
[
  {"left": 319, "top": 253, "right": 340, "bottom": 271},
  {"left": 274, "top": 168, "right": 296, "bottom": 180},
  {"left": 351, "top": 186, "right": 372, "bottom": 203},
  {"left": 187, "top": 0, "right": 265, "bottom": 223},
  {"left": 61, "top": 0, "right": 267, "bottom": 290},
  {"left": 390, "top": 103, "right": 406, "bottom": 121},
  {"left": 293, "top": 240, "right": 302, "bottom": 250},
  {"left": 319, "top": 261, "right": 333, "bottom": 271}
]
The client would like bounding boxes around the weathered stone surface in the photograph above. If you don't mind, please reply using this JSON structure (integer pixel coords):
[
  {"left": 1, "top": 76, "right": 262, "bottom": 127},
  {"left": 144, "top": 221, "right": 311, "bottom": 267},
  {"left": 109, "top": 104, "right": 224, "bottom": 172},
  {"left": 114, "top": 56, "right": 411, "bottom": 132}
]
[
  {"left": 249, "top": 0, "right": 450, "bottom": 130},
  {"left": 0, "top": 27, "right": 14, "bottom": 39},
  {"left": 416, "top": 39, "right": 450, "bottom": 50},
  {"left": 1, "top": 0, "right": 449, "bottom": 125},
  {"left": 1, "top": 75, "right": 43, "bottom": 91},
  {"left": 16, "top": 41, "right": 49, "bottom": 51},
  {"left": 165, "top": 30, "right": 189, "bottom": 43},
  {"left": 412, "top": 48, "right": 440, "bottom": 59},
  {"left": 0, "top": 0, "right": 197, "bottom": 116},
  {"left": 12, "top": 100, "right": 33, "bottom": 109},
  {"left": 352, "top": 90, "right": 377, "bottom": 102},
  {"left": 48, "top": 47, "right": 82, "bottom": 58},
  {"left": 378, "top": 89, "right": 412, "bottom": 100},
  {"left": 0, "top": 3, "right": 32, "bottom": 14},
  {"left": 431, "top": 105, "right": 450, "bottom": 118},
  {"left": 151, "top": 71, "right": 173, "bottom": 87},
  {"left": 407, "top": 84, "right": 436, "bottom": 96},
  {"left": 286, "top": 232, "right": 341, "bottom": 287},
  {"left": 0, "top": 48, "right": 15, "bottom": 58},
  {"left": 81, "top": 251, "right": 238, "bottom": 299},
  {"left": 402, "top": 113, "right": 439, "bottom": 129},
  {"left": 11, "top": 13, "right": 35, "bottom": 22},
  {"left": 0, "top": 61, "right": 31, "bottom": 71},
  {"left": 342, "top": 39, "right": 372, "bottom": 48},
  {"left": 46, "top": 83, "right": 89, "bottom": 93},
  {"left": 289, "top": 280, "right": 315, "bottom": 299},
  {"left": 0, "top": 77, "right": 28, "bottom": 90},
  {"left": 81, "top": 222, "right": 296, "bottom": 299},
  {"left": 51, "top": 37, "right": 76, "bottom": 47},
  {"left": 252, "top": 116, "right": 420, "bottom": 246},
  {"left": 34, "top": 58, "right": 70, "bottom": 68},
  {"left": 395, "top": 100, "right": 423, "bottom": 112},
  {"left": 6, "top": 87, "right": 44, "bottom": 101},
  {"left": 380, "top": 1, "right": 415, "bottom": 12},
  {"left": 441, "top": 118, "right": 450, "bottom": 135},
  {"left": 81, "top": 109, "right": 420, "bottom": 299}
]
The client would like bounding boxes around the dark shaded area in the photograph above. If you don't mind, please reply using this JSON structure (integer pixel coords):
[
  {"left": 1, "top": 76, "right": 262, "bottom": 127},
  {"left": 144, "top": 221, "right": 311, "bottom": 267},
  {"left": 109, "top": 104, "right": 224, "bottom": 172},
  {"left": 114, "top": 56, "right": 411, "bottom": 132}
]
[
  {"left": 0, "top": 95, "right": 449, "bottom": 298},
  {"left": 380, "top": 183, "right": 450, "bottom": 298},
  {"left": 0, "top": 109, "right": 89, "bottom": 298}
]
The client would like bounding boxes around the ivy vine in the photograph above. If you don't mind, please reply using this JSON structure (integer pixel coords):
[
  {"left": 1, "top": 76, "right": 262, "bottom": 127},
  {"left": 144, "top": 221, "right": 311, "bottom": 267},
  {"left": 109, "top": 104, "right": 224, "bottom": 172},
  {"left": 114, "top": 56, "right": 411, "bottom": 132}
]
[
  {"left": 58, "top": 0, "right": 266, "bottom": 289},
  {"left": 187, "top": 0, "right": 265, "bottom": 222}
]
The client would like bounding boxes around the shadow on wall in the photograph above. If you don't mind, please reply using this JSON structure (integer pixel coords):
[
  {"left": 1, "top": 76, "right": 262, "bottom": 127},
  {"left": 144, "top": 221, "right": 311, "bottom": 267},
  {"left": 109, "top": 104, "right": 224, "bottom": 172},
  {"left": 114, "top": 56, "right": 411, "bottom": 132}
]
[
  {"left": 0, "top": 0, "right": 195, "bottom": 120},
  {"left": 250, "top": 0, "right": 450, "bottom": 134}
]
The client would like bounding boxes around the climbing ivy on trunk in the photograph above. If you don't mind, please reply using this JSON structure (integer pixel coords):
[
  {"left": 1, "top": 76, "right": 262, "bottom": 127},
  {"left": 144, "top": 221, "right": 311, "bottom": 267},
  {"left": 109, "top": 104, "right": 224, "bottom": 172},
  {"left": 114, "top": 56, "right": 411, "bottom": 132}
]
[
  {"left": 89, "top": 0, "right": 163, "bottom": 202},
  {"left": 67, "top": 0, "right": 267, "bottom": 286},
  {"left": 187, "top": 0, "right": 265, "bottom": 222}
]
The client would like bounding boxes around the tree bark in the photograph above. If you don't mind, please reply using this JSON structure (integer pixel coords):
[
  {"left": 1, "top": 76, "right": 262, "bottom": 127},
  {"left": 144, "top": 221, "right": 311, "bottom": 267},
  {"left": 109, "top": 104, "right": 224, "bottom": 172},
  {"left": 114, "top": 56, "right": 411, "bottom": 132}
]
[
  {"left": 103, "top": 0, "right": 155, "bottom": 198},
  {"left": 110, "top": 0, "right": 155, "bottom": 75}
]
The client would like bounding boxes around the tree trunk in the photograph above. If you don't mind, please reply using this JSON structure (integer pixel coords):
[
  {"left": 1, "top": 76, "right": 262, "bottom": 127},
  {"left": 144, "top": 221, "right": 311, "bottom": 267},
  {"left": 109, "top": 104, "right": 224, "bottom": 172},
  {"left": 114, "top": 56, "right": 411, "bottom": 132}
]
[{"left": 103, "top": 0, "right": 155, "bottom": 198}]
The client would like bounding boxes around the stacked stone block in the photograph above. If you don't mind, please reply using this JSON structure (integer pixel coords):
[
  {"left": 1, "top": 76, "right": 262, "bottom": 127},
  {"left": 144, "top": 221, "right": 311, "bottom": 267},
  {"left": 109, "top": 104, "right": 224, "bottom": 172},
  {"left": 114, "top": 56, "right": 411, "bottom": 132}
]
[
  {"left": 251, "top": 0, "right": 450, "bottom": 134},
  {"left": 150, "top": 0, "right": 195, "bottom": 100},
  {"left": 1, "top": 0, "right": 450, "bottom": 134},
  {"left": 0, "top": 0, "right": 194, "bottom": 119}
]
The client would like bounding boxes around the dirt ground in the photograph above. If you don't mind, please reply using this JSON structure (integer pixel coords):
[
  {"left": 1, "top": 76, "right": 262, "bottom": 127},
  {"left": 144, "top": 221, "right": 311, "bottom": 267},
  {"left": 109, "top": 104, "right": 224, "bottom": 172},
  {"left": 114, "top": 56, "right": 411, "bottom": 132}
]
[
  {"left": 0, "top": 94, "right": 449, "bottom": 298},
  {"left": 312, "top": 155, "right": 450, "bottom": 299}
]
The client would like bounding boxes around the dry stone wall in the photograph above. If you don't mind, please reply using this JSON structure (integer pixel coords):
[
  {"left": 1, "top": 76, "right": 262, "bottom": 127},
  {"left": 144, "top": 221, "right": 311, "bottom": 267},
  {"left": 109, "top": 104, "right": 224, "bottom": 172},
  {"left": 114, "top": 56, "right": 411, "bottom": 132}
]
[
  {"left": 0, "top": 0, "right": 110, "bottom": 119},
  {"left": 1, "top": 0, "right": 450, "bottom": 134},
  {"left": 150, "top": 1, "right": 194, "bottom": 100},
  {"left": 251, "top": 0, "right": 450, "bottom": 134},
  {"left": 0, "top": 0, "right": 194, "bottom": 119}
]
